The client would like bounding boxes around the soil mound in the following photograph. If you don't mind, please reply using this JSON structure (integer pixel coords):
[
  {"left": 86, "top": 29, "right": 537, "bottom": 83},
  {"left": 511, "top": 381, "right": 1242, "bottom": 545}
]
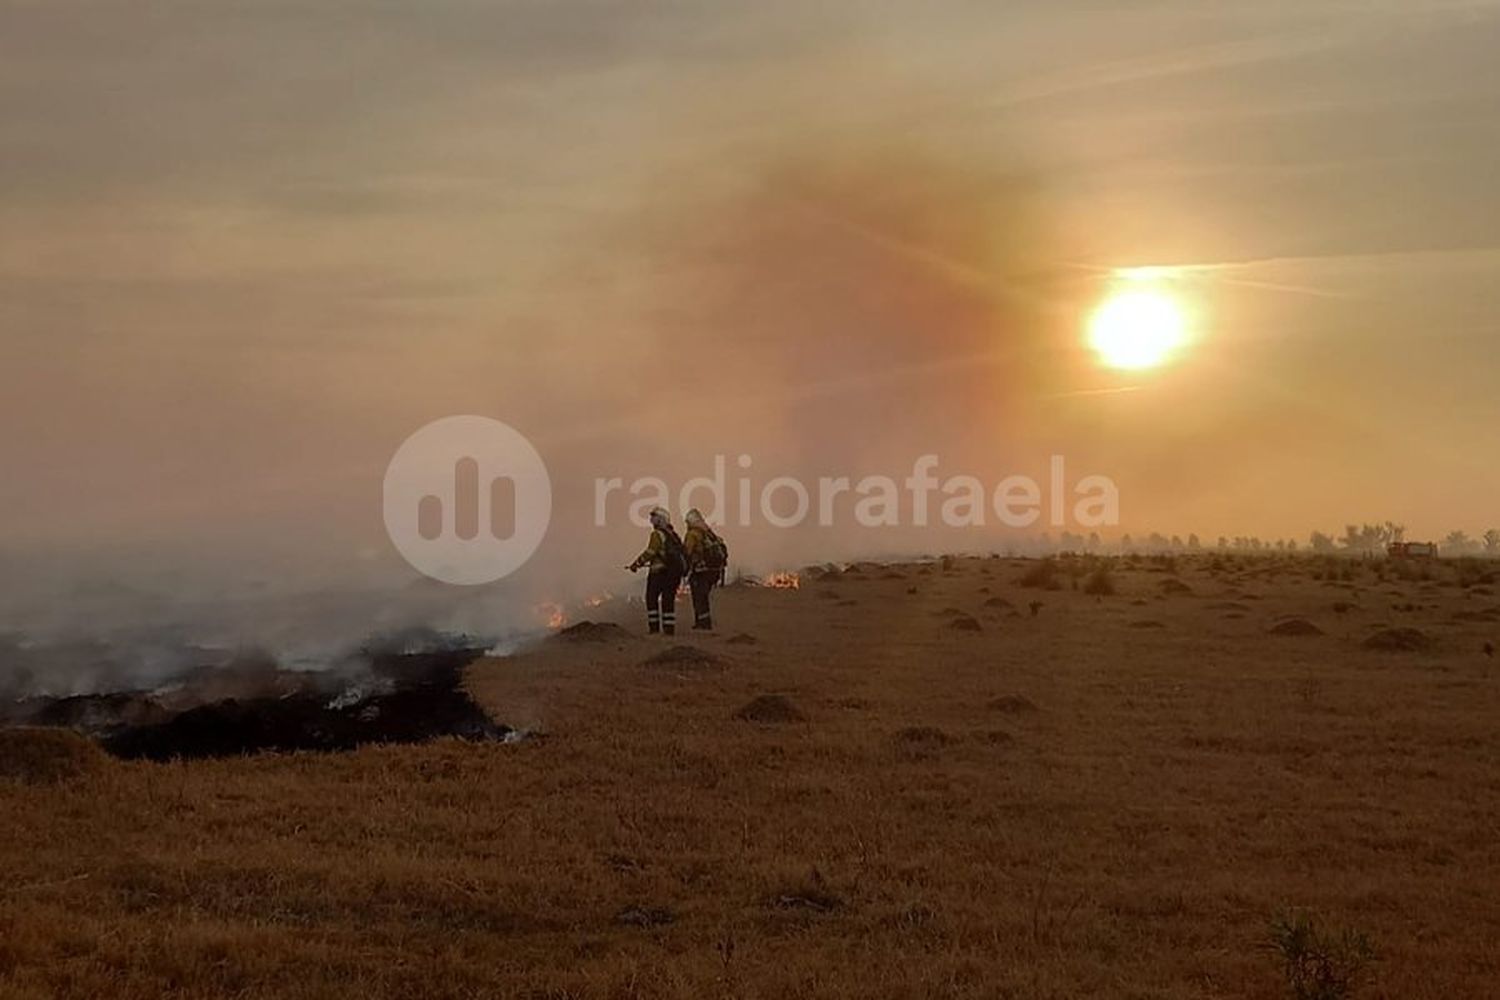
[
  {"left": 735, "top": 694, "right": 805, "bottom": 724},
  {"left": 948, "top": 615, "right": 983, "bottom": 632},
  {"left": 615, "top": 905, "right": 675, "bottom": 928},
  {"left": 554, "top": 621, "right": 629, "bottom": 643},
  {"left": 986, "top": 694, "right": 1038, "bottom": 713},
  {"left": 1363, "top": 627, "right": 1432, "bottom": 652},
  {"left": 640, "top": 645, "right": 722, "bottom": 669},
  {"left": 0, "top": 728, "right": 108, "bottom": 785},
  {"left": 894, "top": 725, "right": 955, "bottom": 746},
  {"left": 1269, "top": 618, "right": 1325, "bottom": 636},
  {"left": 725, "top": 633, "right": 758, "bottom": 646}
]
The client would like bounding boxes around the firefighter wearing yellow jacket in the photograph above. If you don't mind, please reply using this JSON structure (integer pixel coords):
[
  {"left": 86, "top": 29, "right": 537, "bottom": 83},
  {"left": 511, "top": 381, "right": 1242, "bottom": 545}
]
[
  {"left": 626, "top": 506, "right": 686, "bottom": 635},
  {"left": 683, "top": 508, "right": 728, "bottom": 630}
]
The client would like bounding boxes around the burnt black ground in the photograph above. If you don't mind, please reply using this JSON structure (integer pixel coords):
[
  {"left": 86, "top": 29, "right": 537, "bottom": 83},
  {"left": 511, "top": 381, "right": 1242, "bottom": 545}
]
[{"left": 6, "top": 647, "right": 504, "bottom": 762}]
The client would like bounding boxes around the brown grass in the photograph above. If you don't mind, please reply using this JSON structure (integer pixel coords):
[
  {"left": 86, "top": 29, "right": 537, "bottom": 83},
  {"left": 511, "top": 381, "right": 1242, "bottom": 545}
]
[
  {"left": 0, "top": 728, "right": 108, "bottom": 786},
  {"left": 2, "top": 554, "right": 1498, "bottom": 998}
]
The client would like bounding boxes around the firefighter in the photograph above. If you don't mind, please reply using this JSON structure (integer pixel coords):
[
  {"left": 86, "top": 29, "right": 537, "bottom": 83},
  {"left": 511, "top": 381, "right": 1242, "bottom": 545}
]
[
  {"left": 683, "top": 507, "right": 727, "bottom": 630},
  {"left": 626, "top": 506, "right": 686, "bottom": 635}
]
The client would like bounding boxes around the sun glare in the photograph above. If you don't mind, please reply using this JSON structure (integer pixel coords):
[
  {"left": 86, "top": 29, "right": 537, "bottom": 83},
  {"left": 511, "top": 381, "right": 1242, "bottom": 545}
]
[{"left": 1087, "top": 286, "right": 1188, "bottom": 371}]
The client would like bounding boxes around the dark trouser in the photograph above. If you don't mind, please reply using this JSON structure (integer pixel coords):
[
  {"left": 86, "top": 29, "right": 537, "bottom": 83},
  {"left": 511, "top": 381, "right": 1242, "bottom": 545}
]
[
  {"left": 645, "top": 570, "right": 681, "bottom": 635},
  {"left": 689, "top": 569, "right": 717, "bottom": 630}
]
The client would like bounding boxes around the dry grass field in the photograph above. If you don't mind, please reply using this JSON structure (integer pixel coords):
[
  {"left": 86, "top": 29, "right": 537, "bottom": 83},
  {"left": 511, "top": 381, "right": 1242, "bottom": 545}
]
[{"left": 3, "top": 553, "right": 1499, "bottom": 999}]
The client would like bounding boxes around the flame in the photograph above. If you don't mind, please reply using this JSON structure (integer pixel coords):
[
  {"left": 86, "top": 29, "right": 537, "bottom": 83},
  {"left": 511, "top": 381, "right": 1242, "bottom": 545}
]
[
  {"left": 534, "top": 602, "right": 566, "bottom": 629},
  {"left": 761, "top": 571, "right": 801, "bottom": 590},
  {"left": 583, "top": 592, "right": 612, "bottom": 608}
]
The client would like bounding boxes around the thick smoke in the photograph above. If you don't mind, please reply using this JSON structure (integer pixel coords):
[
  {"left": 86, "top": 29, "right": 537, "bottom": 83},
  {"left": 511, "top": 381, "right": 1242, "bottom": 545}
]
[
  {"left": 531, "top": 135, "right": 1113, "bottom": 592},
  {"left": 2, "top": 84, "right": 1112, "bottom": 697}
]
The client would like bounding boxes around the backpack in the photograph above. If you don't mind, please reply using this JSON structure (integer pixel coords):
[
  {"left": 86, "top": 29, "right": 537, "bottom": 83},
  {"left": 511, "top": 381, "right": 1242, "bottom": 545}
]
[
  {"left": 701, "top": 528, "right": 729, "bottom": 571},
  {"left": 660, "top": 526, "right": 690, "bottom": 577}
]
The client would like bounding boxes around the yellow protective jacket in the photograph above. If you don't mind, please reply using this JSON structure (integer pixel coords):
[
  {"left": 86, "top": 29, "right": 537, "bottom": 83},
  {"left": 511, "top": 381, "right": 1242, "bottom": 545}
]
[
  {"left": 630, "top": 529, "right": 667, "bottom": 572},
  {"left": 684, "top": 525, "right": 713, "bottom": 572}
]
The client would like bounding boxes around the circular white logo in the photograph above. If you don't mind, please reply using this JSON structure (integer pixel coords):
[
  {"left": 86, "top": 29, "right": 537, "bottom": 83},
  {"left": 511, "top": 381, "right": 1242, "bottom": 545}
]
[{"left": 383, "top": 416, "right": 551, "bottom": 585}]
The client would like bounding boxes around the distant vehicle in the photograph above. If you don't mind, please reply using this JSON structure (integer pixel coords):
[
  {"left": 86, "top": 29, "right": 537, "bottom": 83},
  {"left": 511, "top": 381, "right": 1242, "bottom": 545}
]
[{"left": 1387, "top": 541, "right": 1438, "bottom": 559}]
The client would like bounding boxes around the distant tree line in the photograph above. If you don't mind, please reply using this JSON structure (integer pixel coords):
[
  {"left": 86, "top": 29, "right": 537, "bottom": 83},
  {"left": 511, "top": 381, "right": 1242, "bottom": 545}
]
[
  {"left": 1030, "top": 523, "right": 1500, "bottom": 557},
  {"left": 1307, "top": 522, "right": 1500, "bottom": 557}
]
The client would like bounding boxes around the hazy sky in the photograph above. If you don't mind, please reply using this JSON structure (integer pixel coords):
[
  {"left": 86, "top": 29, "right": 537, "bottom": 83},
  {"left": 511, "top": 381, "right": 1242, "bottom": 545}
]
[{"left": 4, "top": 0, "right": 1500, "bottom": 593}]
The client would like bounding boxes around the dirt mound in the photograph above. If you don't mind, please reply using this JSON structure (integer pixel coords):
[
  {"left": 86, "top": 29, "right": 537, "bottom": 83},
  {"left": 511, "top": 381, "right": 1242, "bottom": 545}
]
[
  {"left": 1363, "top": 627, "right": 1433, "bottom": 652},
  {"left": 640, "top": 645, "right": 723, "bottom": 669},
  {"left": 987, "top": 694, "right": 1038, "bottom": 713},
  {"left": 725, "top": 632, "right": 758, "bottom": 645},
  {"left": 948, "top": 615, "right": 983, "bottom": 632},
  {"left": 1268, "top": 618, "right": 1325, "bottom": 636},
  {"left": 734, "top": 694, "right": 805, "bottom": 724},
  {"left": 893, "top": 725, "right": 955, "bottom": 746},
  {"left": 982, "top": 596, "right": 1013, "bottom": 609},
  {"left": 1159, "top": 579, "right": 1194, "bottom": 595},
  {"left": 771, "top": 886, "right": 842, "bottom": 913},
  {"left": 1128, "top": 620, "right": 1166, "bottom": 629},
  {"left": 615, "top": 904, "right": 674, "bottom": 928},
  {"left": 0, "top": 728, "right": 108, "bottom": 785},
  {"left": 553, "top": 620, "right": 629, "bottom": 643}
]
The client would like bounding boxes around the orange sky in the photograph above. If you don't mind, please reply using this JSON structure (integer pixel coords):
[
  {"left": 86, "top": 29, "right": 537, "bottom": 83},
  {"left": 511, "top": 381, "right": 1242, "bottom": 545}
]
[{"left": 3, "top": 0, "right": 1499, "bottom": 597}]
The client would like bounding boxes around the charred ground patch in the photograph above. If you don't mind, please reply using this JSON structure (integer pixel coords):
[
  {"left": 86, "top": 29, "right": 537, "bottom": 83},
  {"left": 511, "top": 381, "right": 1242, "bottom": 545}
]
[{"left": 5, "top": 646, "right": 503, "bottom": 762}]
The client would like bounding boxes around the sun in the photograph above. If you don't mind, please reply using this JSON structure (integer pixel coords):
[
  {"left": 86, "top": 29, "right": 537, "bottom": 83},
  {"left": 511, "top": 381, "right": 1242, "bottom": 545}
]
[{"left": 1087, "top": 287, "right": 1188, "bottom": 371}]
